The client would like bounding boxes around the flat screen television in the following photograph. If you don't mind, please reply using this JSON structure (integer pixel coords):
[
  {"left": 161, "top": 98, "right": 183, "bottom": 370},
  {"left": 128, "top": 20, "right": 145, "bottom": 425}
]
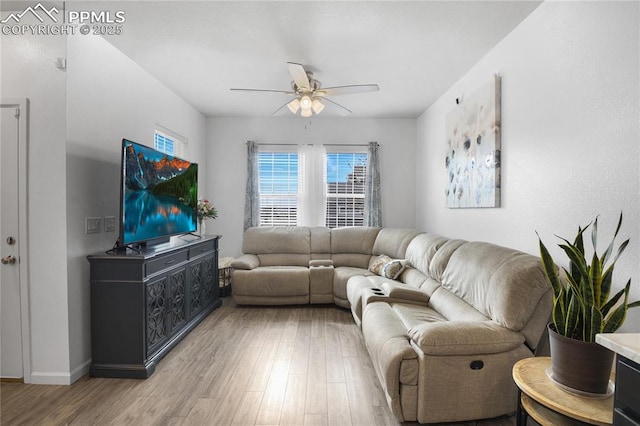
[{"left": 118, "top": 139, "right": 198, "bottom": 248}]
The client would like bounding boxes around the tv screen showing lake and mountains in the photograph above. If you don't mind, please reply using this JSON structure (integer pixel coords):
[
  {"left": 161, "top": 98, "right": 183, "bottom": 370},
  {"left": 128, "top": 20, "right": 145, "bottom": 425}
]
[{"left": 122, "top": 140, "right": 198, "bottom": 245}]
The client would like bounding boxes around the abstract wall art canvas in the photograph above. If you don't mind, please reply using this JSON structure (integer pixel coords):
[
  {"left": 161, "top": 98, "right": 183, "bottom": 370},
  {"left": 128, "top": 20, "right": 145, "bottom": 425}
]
[{"left": 445, "top": 76, "right": 501, "bottom": 208}]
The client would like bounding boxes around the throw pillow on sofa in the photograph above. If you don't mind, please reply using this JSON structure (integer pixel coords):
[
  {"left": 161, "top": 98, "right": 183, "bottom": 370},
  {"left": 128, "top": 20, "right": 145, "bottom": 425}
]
[
  {"left": 382, "top": 259, "right": 408, "bottom": 279},
  {"left": 369, "top": 255, "right": 408, "bottom": 280},
  {"left": 369, "top": 255, "right": 392, "bottom": 275}
]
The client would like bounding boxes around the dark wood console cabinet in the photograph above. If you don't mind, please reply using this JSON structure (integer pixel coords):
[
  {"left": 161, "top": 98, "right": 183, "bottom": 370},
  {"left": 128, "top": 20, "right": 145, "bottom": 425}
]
[
  {"left": 88, "top": 235, "right": 221, "bottom": 378},
  {"left": 614, "top": 355, "right": 640, "bottom": 425}
]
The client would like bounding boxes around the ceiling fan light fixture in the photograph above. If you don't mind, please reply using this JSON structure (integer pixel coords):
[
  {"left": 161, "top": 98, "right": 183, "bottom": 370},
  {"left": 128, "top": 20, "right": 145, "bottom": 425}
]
[
  {"left": 299, "top": 95, "right": 312, "bottom": 110},
  {"left": 311, "top": 98, "right": 325, "bottom": 114},
  {"left": 232, "top": 63, "right": 377, "bottom": 117},
  {"left": 287, "top": 98, "right": 300, "bottom": 114}
]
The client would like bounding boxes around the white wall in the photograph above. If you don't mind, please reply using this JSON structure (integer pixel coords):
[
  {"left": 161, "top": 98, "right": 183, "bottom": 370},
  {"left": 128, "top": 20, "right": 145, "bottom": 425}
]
[
  {"left": 417, "top": 1, "right": 640, "bottom": 332},
  {"left": 64, "top": 33, "right": 207, "bottom": 381},
  {"left": 1, "top": 32, "right": 70, "bottom": 383},
  {"left": 206, "top": 117, "right": 417, "bottom": 257}
]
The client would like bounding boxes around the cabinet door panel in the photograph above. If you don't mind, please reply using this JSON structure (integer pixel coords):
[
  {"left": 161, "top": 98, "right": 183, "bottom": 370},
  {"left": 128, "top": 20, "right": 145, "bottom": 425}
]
[
  {"left": 146, "top": 276, "right": 168, "bottom": 354},
  {"left": 189, "top": 261, "right": 203, "bottom": 316},
  {"left": 169, "top": 267, "right": 187, "bottom": 334},
  {"left": 202, "top": 255, "right": 217, "bottom": 305}
]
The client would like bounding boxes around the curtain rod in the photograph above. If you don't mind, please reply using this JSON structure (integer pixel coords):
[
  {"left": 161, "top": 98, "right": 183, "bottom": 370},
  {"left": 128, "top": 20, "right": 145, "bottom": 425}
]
[
  {"left": 324, "top": 143, "right": 376, "bottom": 147},
  {"left": 254, "top": 143, "right": 301, "bottom": 146},
  {"left": 248, "top": 142, "right": 377, "bottom": 147}
]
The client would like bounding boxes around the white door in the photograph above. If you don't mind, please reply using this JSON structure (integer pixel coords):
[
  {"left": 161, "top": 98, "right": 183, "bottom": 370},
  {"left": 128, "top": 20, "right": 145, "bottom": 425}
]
[{"left": 1, "top": 100, "right": 28, "bottom": 380}]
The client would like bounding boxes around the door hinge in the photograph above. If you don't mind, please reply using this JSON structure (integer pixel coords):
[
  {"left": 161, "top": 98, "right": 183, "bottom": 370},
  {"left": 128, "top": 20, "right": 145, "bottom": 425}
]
[{"left": 14, "top": 107, "right": 20, "bottom": 119}]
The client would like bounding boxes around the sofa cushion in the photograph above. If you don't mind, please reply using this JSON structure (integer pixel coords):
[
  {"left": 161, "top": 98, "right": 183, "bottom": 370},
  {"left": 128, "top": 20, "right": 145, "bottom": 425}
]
[
  {"left": 400, "top": 267, "right": 428, "bottom": 289},
  {"left": 331, "top": 227, "right": 380, "bottom": 267},
  {"left": 332, "top": 253, "right": 371, "bottom": 269},
  {"left": 232, "top": 266, "right": 309, "bottom": 297},
  {"left": 372, "top": 228, "right": 422, "bottom": 259},
  {"left": 390, "top": 303, "right": 447, "bottom": 331},
  {"left": 257, "top": 253, "right": 311, "bottom": 267},
  {"left": 429, "top": 238, "right": 467, "bottom": 281},
  {"left": 440, "top": 241, "right": 550, "bottom": 332},
  {"left": 406, "top": 320, "right": 525, "bottom": 356},
  {"left": 428, "top": 286, "right": 489, "bottom": 323},
  {"left": 243, "top": 226, "right": 311, "bottom": 255},
  {"left": 417, "top": 277, "right": 441, "bottom": 297},
  {"left": 310, "top": 226, "right": 331, "bottom": 257},
  {"left": 231, "top": 254, "right": 260, "bottom": 270},
  {"left": 404, "top": 233, "right": 449, "bottom": 277}
]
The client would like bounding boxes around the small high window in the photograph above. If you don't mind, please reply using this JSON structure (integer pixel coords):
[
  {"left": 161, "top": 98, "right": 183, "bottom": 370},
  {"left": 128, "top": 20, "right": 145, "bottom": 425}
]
[{"left": 154, "top": 127, "right": 187, "bottom": 157}]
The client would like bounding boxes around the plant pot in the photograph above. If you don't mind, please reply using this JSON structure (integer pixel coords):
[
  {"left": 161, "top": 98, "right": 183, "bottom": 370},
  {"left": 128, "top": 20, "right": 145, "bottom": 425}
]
[{"left": 548, "top": 323, "right": 614, "bottom": 395}]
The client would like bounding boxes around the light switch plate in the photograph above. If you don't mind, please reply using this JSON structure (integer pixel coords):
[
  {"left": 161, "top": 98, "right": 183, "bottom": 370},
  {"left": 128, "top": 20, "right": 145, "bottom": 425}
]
[
  {"left": 86, "top": 217, "right": 102, "bottom": 234},
  {"left": 104, "top": 216, "right": 116, "bottom": 232}
]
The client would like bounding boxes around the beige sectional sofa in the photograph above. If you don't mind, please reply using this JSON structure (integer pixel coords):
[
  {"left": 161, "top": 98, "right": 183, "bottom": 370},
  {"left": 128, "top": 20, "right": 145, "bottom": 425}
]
[{"left": 231, "top": 226, "right": 552, "bottom": 424}]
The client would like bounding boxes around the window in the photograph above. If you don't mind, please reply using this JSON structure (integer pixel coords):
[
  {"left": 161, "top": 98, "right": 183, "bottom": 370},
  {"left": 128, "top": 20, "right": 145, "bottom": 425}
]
[
  {"left": 256, "top": 146, "right": 369, "bottom": 228},
  {"left": 154, "top": 132, "right": 175, "bottom": 155},
  {"left": 154, "top": 127, "right": 187, "bottom": 158},
  {"left": 325, "top": 152, "right": 367, "bottom": 228},
  {"left": 258, "top": 151, "right": 299, "bottom": 226}
]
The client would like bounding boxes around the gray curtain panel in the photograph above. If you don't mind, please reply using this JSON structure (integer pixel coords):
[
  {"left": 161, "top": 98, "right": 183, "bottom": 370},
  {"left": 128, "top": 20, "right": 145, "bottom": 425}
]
[
  {"left": 244, "top": 141, "right": 260, "bottom": 230},
  {"left": 364, "top": 141, "right": 382, "bottom": 227}
]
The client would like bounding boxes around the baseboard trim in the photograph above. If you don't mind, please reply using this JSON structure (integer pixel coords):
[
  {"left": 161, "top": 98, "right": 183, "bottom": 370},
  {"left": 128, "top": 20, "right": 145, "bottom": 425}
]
[
  {"left": 30, "top": 359, "right": 91, "bottom": 385},
  {"left": 29, "top": 371, "right": 72, "bottom": 385},
  {"left": 70, "top": 359, "right": 91, "bottom": 383}
]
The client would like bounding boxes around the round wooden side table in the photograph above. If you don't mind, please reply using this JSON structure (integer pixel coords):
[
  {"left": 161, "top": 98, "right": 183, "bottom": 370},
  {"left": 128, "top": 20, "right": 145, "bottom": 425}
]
[{"left": 512, "top": 357, "right": 613, "bottom": 426}]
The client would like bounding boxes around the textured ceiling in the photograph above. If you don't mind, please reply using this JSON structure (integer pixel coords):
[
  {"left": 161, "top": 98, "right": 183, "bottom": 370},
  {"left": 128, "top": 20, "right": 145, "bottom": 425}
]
[{"left": 94, "top": 1, "right": 542, "bottom": 118}]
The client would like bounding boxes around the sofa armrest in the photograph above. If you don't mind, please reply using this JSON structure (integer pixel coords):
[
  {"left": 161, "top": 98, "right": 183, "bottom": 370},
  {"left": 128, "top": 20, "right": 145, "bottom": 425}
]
[
  {"left": 309, "top": 260, "right": 334, "bottom": 304},
  {"left": 381, "top": 282, "right": 429, "bottom": 304},
  {"left": 231, "top": 254, "right": 260, "bottom": 270},
  {"left": 309, "top": 259, "right": 333, "bottom": 267},
  {"left": 407, "top": 321, "right": 525, "bottom": 356}
]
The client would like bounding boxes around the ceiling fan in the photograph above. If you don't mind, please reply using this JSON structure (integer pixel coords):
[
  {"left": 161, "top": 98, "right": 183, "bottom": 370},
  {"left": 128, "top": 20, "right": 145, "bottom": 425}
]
[{"left": 230, "top": 62, "right": 379, "bottom": 117}]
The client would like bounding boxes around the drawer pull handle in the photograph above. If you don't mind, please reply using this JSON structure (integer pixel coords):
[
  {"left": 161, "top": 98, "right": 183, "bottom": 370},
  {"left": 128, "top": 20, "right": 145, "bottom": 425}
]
[
  {"left": 200, "top": 248, "right": 207, "bottom": 252},
  {"left": 165, "top": 259, "right": 176, "bottom": 265}
]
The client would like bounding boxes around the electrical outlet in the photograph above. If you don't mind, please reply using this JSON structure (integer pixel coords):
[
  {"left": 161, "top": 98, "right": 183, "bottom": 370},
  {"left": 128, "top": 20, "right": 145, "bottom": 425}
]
[
  {"left": 86, "top": 217, "right": 102, "bottom": 234},
  {"left": 104, "top": 216, "right": 116, "bottom": 232}
]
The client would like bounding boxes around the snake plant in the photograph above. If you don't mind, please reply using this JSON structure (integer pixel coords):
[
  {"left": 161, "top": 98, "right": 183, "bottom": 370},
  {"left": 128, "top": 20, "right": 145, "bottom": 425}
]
[{"left": 537, "top": 213, "right": 640, "bottom": 342}]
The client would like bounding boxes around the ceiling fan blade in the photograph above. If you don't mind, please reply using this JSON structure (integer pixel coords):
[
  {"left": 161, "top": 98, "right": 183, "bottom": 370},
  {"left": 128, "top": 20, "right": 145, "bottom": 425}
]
[
  {"left": 287, "top": 62, "right": 310, "bottom": 91},
  {"left": 272, "top": 100, "right": 292, "bottom": 116},
  {"left": 316, "top": 84, "right": 380, "bottom": 97},
  {"left": 230, "top": 88, "right": 295, "bottom": 95},
  {"left": 322, "top": 97, "right": 352, "bottom": 116}
]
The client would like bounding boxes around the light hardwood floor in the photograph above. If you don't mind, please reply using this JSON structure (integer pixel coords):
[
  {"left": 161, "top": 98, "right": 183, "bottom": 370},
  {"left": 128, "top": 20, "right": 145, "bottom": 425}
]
[{"left": 1, "top": 299, "right": 515, "bottom": 425}]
